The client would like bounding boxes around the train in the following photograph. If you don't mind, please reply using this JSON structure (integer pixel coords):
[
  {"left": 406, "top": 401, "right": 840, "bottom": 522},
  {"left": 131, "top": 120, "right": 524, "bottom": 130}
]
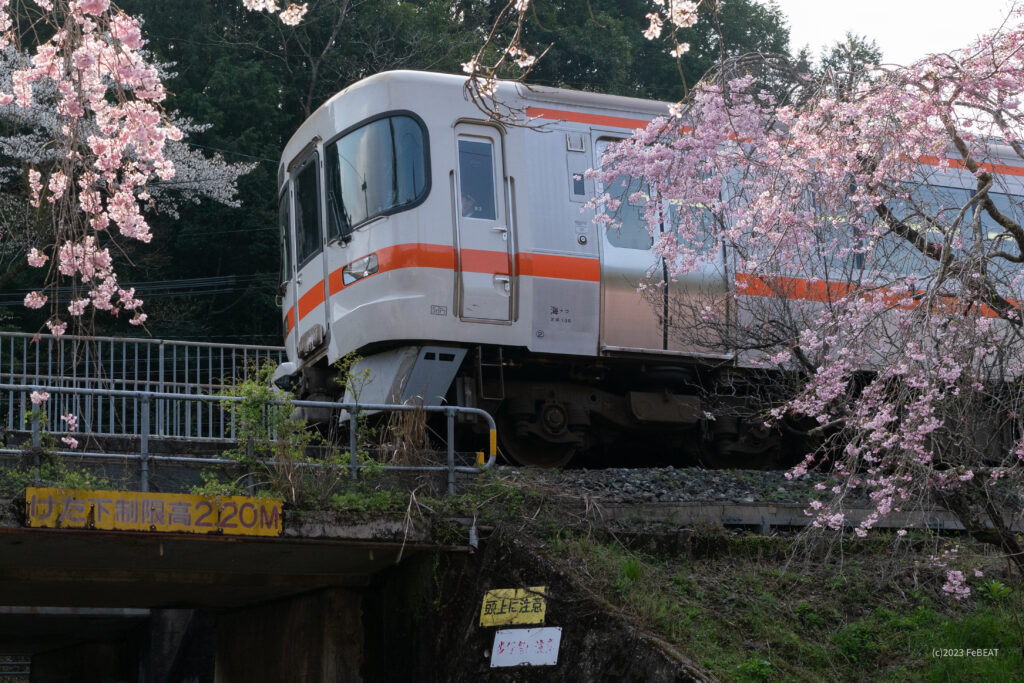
[{"left": 270, "top": 70, "right": 1024, "bottom": 467}]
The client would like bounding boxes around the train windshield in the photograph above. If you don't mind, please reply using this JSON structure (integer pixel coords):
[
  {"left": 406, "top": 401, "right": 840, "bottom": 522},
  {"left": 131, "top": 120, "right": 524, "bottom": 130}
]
[
  {"left": 295, "top": 155, "right": 322, "bottom": 267},
  {"left": 326, "top": 115, "right": 428, "bottom": 238}
]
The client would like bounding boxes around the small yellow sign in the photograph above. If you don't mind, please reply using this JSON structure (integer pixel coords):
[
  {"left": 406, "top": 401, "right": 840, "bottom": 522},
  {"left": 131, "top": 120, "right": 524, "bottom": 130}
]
[
  {"left": 26, "top": 487, "right": 283, "bottom": 537},
  {"left": 479, "top": 586, "right": 547, "bottom": 627}
]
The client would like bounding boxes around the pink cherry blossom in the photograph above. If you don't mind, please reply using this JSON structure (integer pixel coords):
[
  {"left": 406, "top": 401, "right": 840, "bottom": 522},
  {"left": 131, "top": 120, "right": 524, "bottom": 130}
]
[
  {"left": 27, "top": 248, "right": 49, "bottom": 267},
  {"left": 278, "top": 3, "right": 307, "bottom": 25},
  {"left": 24, "top": 291, "right": 47, "bottom": 309},
  {"left": 942, "top": 570, "right": 971, "bottom": 600},
  {"left": 67, "top": 298, "right": 89, "bottom": 316},
  {"left": 27, "top": 169, "right": 42, "bottom": 207},
  {"left": 46, "top": 170, "right": 67, "bottom": 202}
]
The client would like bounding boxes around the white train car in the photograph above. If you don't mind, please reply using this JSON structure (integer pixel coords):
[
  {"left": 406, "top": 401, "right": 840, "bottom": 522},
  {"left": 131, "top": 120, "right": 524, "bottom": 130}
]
[
  {"left": 272, "top": 70, "right": 1024, "bottom": 466},
  {"left": 273, "top": 70, "right": 737, "bottom": 466}
]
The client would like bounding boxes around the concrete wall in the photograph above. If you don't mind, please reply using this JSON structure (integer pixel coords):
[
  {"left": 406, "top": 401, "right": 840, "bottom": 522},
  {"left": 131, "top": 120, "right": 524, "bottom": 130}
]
[
  {"left": 144, "top": 609, "right": 215, "bottom": 683},
  {"left": 31, "top": 640, "right": 138, "bottom": 683},
  {"left": 215, "top": 589, "right": 363, "bottom": 683}
]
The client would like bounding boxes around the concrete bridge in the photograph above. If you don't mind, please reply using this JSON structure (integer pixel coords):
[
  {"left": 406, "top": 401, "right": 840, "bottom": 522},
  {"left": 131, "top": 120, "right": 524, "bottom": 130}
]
[
  {"left": 0, "top": 333, "right": 490, "bottom": 682},
  {"left": 0, "top": 503, "right": 471, "bottom": 682}
]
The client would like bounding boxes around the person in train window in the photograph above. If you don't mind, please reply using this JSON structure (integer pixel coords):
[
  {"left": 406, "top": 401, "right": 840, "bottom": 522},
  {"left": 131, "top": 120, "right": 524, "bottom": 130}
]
[
  {"left": 461, "top": 192, "right": 487, "bottom": 218},
  {"left": 458, "top": 139, "right": 497, "bottom": 219}
]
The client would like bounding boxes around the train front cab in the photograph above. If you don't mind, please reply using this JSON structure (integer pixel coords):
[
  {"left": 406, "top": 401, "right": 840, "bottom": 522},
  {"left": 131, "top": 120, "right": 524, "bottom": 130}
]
[{"left": 274, "top": 74, "right": 527, "bottom": 407}]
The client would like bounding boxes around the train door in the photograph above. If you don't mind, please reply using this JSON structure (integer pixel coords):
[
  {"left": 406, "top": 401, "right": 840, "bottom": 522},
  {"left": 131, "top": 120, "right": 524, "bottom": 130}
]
[
  {"left": 291, "top": 150, "right": 331, "bottom": 358},
  {"left": 454, "top": 123, "right": 513, "bottom": 322},
  {"left": 594, "top": 137, "right": 665, "bottom": 352},
  {"left": 664, "top": 210, "right": 730, "bottom": 355}
]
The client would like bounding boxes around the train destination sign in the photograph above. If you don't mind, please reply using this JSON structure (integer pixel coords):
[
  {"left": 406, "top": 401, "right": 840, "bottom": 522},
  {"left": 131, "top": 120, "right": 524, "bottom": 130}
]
[
  {"left": 490, "top": 627, "right": 562, "bottom": 667},
  {"left": 25, "top": 487, "right": 283, "bottom": 537},
  {"left": 479, "top": 586, "right": 547, "bottom": 627}
]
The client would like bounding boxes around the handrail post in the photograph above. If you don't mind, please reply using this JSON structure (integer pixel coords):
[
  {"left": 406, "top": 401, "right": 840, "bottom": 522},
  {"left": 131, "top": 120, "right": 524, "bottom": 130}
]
[
  {"left": 140, "top": 395, "right": 150, "bottom": 492},
  {"left": 349, "top": 405, "right": 358, "bottom": 480},
  {"left": 31, "top": 409, "right": 40, "bottom": 449},
  {"left": 447, "top": 407, "right": 456, "bottom": 496},
  {"left": 31, "top": 409, "right": 40, "bottom": 473},
  {"left": 157, "top": 342, "right": 164, "bottom": 437}
]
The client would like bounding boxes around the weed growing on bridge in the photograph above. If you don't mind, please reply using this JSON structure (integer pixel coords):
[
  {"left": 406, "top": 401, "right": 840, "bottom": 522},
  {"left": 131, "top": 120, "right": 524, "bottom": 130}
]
[
  {"left": 330, "top": 490, "right": 410, "bottom": 517},
  {"left": 189, "top": 471, "right": 251, "bottom": 498},
  {"left": 212, "top": 363, "right": 347, "bottom": 507},
  {"left": 0, "top": 409, "right": 118, "bottom": 495},
  {"left": 0, "top": 457, "right": 113, "bottom": 496},
  {"left": 199, "top": 358, "right": 477, "bottom": 509}
]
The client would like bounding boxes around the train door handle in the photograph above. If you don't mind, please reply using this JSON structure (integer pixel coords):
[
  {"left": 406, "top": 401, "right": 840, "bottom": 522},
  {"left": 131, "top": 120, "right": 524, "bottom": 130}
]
[
  {"left": 494, "top": 275, "right": 511, "bottom": 294},
  {"left": 296, "top": 273, "right": 303, "bottom": 285},
  {"left": 491, "top": 226, "right": 508, "bottom": 240}
]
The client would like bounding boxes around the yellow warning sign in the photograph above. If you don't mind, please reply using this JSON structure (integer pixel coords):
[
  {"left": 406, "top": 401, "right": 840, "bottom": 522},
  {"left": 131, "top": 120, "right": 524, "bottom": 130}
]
[
  {"left": 26, "top": 487, "right": 283, "bottom": 537},
  {"left": 479, "top": 586, "right": 547, "bottom": 627}
]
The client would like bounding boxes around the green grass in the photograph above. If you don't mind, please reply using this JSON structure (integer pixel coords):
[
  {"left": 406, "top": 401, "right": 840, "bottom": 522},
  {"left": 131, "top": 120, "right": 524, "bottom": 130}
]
[
  {"left": 0, "top": 458, "right": 115, "bottom": 496},
  {"left": 546, "top": 531, "right": 1024, "bottom": 682},
  {"left": 330, "top": 489, "right": 411, "bottom": 517}
]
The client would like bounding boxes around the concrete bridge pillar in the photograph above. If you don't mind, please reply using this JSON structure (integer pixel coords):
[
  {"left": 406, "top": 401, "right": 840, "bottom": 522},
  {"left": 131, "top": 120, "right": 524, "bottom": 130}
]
[
  {"left": 30, "top": 639, "right": 139, "bottom": 683},
  {"left": 214, "top": 589, "right": 364, "bottom": 683}
]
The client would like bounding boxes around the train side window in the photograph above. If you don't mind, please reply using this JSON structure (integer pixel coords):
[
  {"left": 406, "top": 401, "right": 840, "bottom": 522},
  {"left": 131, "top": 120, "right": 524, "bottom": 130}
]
[
  {"left": 595, "top": 139, "right": 653, "bottom": 250},
  {"left": 973, "top": 189, "right": 1024, "bottom": 281},
  {"left": 604, "top": 175, "right": 654, "bottom": 249},
  {"left": 879, "top": 185, "right": 970, "bottom": 276},
  {"left": 457, "top": 139, "right": 497, "bottom": 220},
  {"left": 279, "top": 191, "right": 292, "bottom": 283},
  {"left": 294, "top": 154, "right": 323, "bottom": 267}
]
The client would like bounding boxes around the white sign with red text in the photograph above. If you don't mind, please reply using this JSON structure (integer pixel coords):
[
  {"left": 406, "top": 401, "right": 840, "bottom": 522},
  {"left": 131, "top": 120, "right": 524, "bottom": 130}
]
[{"left": 489, "top": 627, "right": 562, "bottom": 667}]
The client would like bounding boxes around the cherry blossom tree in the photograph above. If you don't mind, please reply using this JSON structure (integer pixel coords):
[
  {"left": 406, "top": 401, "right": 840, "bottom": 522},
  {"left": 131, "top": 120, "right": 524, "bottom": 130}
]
[
  {"left": 0, "top": 46, "right": 254, "bottom": 293},
  {"left": 460, "top": 0, "right": 706, "bottom": 115},
  {"left": 240, "top": 0, "right": 308, "bottom": 26},
  {"left": 0, "top": 0, "right": 286, "bottom": 335},
  {"left": 591, "top": 5, "right": 1024, "bottom": 580},
  {"left": 0, "top": 0, "right": 187, "bottom": 333}
]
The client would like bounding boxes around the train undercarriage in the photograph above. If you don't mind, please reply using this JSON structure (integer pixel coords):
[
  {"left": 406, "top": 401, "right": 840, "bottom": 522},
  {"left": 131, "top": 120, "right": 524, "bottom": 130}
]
[{"left": 283, "top": 344, "right": 804, "bottom": 470}]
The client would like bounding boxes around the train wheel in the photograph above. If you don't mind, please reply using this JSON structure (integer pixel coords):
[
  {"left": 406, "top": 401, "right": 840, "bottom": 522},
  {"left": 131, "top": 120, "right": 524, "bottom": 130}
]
[{"left": 497, "top": 411, "right": 578, "bottom": 468}]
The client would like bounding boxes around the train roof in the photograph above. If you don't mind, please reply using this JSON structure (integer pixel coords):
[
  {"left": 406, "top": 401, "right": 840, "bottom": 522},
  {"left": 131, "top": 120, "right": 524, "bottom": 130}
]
[
  {"left": 278, "top": 70, "right": 672, "bottom": 180},
  {"left": 278, "top": 70, "right": 1024, "bottom": 188}
]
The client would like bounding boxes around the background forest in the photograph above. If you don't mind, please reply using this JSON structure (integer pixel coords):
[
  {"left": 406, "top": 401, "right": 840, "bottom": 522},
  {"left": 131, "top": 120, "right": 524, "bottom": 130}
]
[{"left": 1, "top": 0, "right": 794, "bottom": 344}]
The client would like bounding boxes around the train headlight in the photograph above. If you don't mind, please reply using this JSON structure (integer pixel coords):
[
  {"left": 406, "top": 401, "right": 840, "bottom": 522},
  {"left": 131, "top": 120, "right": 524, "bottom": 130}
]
[{"left": 342, "top": 253, "right": 379, "bottom": 286}]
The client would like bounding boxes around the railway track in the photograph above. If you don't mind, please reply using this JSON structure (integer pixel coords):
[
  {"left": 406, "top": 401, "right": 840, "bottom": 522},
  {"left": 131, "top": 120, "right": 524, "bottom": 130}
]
[{"left": 493, "top": 466, "right": 1024, "bottom": 535}]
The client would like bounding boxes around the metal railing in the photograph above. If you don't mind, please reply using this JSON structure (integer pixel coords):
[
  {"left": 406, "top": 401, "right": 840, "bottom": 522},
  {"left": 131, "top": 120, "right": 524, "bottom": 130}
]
[
  {"left": 0, "top": 332, "right": 284, "bottom": 441},
  {"left": 1, "top": 384, "right": 497, "bottom": 496},
  {"left": 0, "top": 660, "right": 28, "bottom": 678}
]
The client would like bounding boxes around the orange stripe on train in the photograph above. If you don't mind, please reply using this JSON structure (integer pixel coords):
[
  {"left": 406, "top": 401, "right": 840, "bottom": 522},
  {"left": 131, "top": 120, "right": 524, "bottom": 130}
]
[
  {"left": 517, "top": 253, "right": 600, "bottom": 281},
  {"left": 460, "top": 248, "right": 512, "bottom": 274},
  {"left": 736, "top": 272, "right": 1019, "bottom": 319},
  {"left": 525, "top": 106, "right": 653, "bottom": 130},
  {"left": 297, "top": 282, "right": 325, "bottom": 318},
  {"left": 917, "top": 155, "right": 1024, "bottom": 177},
  {"left": 294, "top": 244, "right": 600, "bottom": 324}
]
